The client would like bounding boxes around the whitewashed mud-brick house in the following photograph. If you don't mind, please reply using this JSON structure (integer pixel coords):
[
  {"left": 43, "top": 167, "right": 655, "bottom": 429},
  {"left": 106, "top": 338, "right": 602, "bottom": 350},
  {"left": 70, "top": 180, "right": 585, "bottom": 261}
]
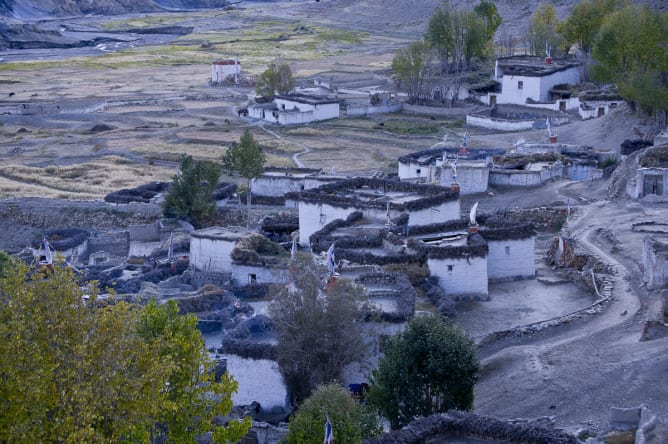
[
  {"left": 479, "top": 56, "right": 582, "bottom": 110},
  {"left": 229, "top": 233, "right": 289, "bottom": 285},
  {"left": 643, "top": 236, "right": 668, "bottom": 290},
  {"left": 288, "top": 178, "right": 461, "bottom": 247},
  {"left": 190, "top": 226, "right": 250, "bottom": 273},
  {"left": 248, "top": 94, "right": 340, "bottom": 125},
  {"left": 489, "top": 153, "right": 564, "bottom": 187},
  {"left": 397, "top": 147, "right": 505, "bottom": 195},
  {"left": 626, "top": 145, "right": 668, "bottom": 199},
  {"left": 211, "top": 58, "right": 240, "bottom": 84},
  {"left": 251, "top": 167, "right": 347, "bottom": 205},
  {"left": 308, "top": 198, "right": 536, "bottom": 299},
  {"left": 578, "top": 90, "right": 623, "bottom": 120}
]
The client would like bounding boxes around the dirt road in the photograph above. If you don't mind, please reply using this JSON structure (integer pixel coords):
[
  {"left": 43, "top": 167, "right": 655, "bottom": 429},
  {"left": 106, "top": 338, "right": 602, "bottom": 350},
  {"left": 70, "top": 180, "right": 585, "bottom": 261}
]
[{"left": 474, "top": 190, "right": 668, "bottom": 435}]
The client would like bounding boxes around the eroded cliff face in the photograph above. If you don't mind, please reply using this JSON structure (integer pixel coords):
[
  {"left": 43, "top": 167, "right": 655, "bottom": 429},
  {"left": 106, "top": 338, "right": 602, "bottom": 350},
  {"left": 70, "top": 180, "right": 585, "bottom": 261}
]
[{"left": 0, "top": 0, "right": 229, "bottom": 19}]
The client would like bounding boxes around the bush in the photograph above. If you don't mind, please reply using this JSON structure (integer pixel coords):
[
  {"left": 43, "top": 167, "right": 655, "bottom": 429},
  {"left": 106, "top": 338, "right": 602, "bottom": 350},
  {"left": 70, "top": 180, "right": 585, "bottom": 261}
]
[
  {"left": 368, "top": 315, "right": 479, "bottom": 429},
  {"left": 286, "top": 383, "right": 381, "bottom": 444}
]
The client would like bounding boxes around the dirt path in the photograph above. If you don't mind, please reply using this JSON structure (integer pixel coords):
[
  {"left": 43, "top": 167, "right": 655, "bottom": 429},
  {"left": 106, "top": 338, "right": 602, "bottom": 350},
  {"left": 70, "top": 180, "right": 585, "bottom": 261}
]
[{"left": 474, "top": 195, "right": 668, "bottom": 434}]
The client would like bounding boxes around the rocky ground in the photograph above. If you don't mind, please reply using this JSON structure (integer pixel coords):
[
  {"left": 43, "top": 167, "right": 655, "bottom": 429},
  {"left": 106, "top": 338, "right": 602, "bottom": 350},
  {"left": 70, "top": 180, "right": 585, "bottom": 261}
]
[{"left": 1, "top": 1, "right": 667, "bottom": 440}]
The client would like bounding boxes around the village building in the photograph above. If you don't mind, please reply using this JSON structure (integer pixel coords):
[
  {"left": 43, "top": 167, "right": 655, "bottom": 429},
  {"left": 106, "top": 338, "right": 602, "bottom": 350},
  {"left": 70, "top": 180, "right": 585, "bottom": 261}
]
[
  {"left": 248, "top": 94, "right": 340, "bottom": 125},
  {"left": 477, "top": 55, "right": 582, "bottom": 110},
  {"left": 251, "top": 167, "right": 347, "bottom": 205},
  {"left": 287, "top": 178, "right": 461, "bottom": 247},
  {"left": 398, "top": 145, "right": 599, "bottom": 192},
  {"left": 190, "top": 226, "right": 250, "bottom": 273},
  {"left": 397, "top": 147, "right": 503, "bottom": 195},
  {"left": 210, "top": 58, "right": 240, "bottom": 84},
  {"left": 229, "top": 233, "right": 290, "bottom": 285},
  {"left": 643, "top": 236, "right": 668, "bottom": 290},
  {"left": 308, "top": 205, "right": 536, "bottom": 299},
  {"left": 626, "top": 145, "right": 668, "bottom": 199},
  {"left": 578, "top": 90, "right": 623, "bottom": 120},
  {"left": 489, "top": 153, "right": 564, "bottom": 187}
]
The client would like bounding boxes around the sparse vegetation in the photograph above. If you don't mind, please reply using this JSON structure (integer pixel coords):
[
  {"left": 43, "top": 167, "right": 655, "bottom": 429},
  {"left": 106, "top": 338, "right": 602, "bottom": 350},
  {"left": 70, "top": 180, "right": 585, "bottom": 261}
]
[{"left": 269, "top": 256, "right": 368, "bottom": 404}]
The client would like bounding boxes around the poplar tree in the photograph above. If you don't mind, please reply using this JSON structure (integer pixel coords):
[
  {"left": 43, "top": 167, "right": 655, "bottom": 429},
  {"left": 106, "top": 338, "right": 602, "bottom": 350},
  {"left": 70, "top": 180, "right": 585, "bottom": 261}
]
[
  {"left": 256, "top": 59, "right": 295, "bottom": 100},
  {"left": 223, "top": 129, "right": 266, "bottom": 230},
  {"left": 0, "top": 262, "right": 250, "bottom": 442}
]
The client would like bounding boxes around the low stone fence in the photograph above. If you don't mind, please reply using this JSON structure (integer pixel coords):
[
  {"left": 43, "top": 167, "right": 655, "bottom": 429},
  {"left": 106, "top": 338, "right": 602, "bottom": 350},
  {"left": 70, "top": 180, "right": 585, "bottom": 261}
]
[
  {"left": 356, "top": 272, "right": 415, "bottom": 322},
  {"left": 477, "top": 249, "right": 616, "bottom": 347}
]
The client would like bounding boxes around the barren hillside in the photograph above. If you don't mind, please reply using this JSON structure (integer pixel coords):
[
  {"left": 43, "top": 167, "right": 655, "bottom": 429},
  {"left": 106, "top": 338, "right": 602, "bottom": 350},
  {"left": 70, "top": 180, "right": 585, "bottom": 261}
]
[{"left": 252, "top": 0, "right": 668, "bottom": 38}]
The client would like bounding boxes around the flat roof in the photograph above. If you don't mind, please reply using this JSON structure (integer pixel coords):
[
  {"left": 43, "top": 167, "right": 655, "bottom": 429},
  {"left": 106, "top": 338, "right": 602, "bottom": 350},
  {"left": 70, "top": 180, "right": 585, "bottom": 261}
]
[
  {"left": 275, "top": 93, "right": 340, "bottom": 105},
  {"left": 497, "top": 55, "right": 581, "bottom": 77},
  {"left": 398, "top": 147, "right": 505, "bottom": 165},
  {"left": 290, "top": 178, "right": 459, "bottom": 211},
  {"left": 191, "top": 226, "right": 250, "bottom": 241}
]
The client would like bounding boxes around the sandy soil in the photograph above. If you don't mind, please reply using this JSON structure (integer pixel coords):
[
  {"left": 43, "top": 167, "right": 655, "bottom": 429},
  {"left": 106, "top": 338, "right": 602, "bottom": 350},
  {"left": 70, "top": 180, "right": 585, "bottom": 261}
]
[{"left": 1, "top": 1, "right": 667, "bottom": 437}]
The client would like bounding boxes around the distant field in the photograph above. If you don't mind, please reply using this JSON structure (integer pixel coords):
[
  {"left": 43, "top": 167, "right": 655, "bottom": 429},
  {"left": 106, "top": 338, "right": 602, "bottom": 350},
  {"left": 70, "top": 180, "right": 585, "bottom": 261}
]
[{"left": 0, "top": 7, "right": 467, "bottom": 199}]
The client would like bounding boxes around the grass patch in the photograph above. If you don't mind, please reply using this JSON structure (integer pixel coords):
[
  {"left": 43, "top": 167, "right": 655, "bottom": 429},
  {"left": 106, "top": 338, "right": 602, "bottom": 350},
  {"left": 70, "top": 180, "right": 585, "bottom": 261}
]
[
  {"left": 0, "top": 158, "right": 173, "bottom": 198},
  {"left": 261, "top": 139, "right": 304, "bottom": 155},
  {"left": 283, "top": 127, "right": 335, "bottom": 137},
  {"left": 314, "top": 26, "right": 366, "bottom": 44},
  {"left": 603, "top": 430, "right": 635, "bottom": 444},
  {"left": 130, "top": 142, "right": 226, "bottom": 161},
  {"left": 382, "top": 120, "right": 440, "bottom": 135}
]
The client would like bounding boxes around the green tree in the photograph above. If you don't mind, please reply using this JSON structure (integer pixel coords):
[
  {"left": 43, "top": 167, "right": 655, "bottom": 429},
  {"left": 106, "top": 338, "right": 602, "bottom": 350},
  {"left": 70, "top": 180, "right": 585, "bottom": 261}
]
[
  {"left": 137, "top": 300, "right": 252, "bottom": 443},
  {"left": 256, "top": 59, "right": 295, "bottom": 100},
  {"left": 269, "top": 256, "right": 368, "bottom": 404},
  {"left": 526, "top": 3, "right": 563, "bottom": 56},
  {"left": 163, "top": 154, "right": 221, "bottom": 227},
  {"left": 223, "top": 129, "right": 266, "bottom": 230},
  {"left": 426, "top": 4, "right": 488, "bottom": 71},
  {"left": 367, "top": 315, "right": 479, "bottom": 430},
  {"left": 591, "top": 5, "right": 668, "bottom": 122},
  {"left": 557, "top": 0, "right": 619, "bottom": 55},
  {"left": 391, "top": 39, "right": 433, "bottom": 104},
  {"left": 424, "top": 4, "right": 488, "bottom": 106},
  {"left": 0, "top": 250, "right": 14, "bottom": 278},
  {"left": 0, "top": 262, "right": 249, "bottom": 442},
  {"left": 286, "top": 383, "right": 382, "bottom": 444},
  {"left": 474, "top": 0, "right": 503, "bottom": 43}
]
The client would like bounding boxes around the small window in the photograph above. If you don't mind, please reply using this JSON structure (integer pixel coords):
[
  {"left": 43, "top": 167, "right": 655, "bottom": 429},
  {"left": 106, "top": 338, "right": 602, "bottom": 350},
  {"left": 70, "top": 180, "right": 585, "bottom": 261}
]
[
  {"left": 517, "top": 81, "right": 523, "bottom": 90},
  {"left": 416, "top": 168, "right": 421, "bottom": 175},
  {"left": 447, "top": 265, "right": 453, "bottom": 272},
  {"left": 505, "top": 246, "right": 510, "bottom": 255},
  {"left": 248, "top": 274, "right": 257, "bottom": 284}
]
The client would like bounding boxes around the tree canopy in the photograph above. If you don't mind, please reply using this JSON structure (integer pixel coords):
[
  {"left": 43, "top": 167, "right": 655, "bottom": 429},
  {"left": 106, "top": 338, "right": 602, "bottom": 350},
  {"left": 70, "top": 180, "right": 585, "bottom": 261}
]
[
  {"left": 269, "top": 256, "right": 368, "bottom": 404},
  {"left": 474, "top": 0, "right": 503, "bottom": 43},
  {"left": 0, "top": 261, "right": 250, "bottom": 443},
  {"left": 367, "top": 315, "right": 479, "bottom": 430},
  {"left": 557, "top": 0, "right": 620, "bottom": 54},
  {"left": 162, "top": 154, "right": 221, "bottom": 227},
  {"left": 255, "top": 59, "right": 295, "bottom": 100},
  {"left": 391, "top": 39, "right": 433, "bottom": 104},
  {"left": 223, "top": 129, "right": 266, "bottom": 230},
  {"left": 526, "top": 3, "right": 563, "bottom": 57},
  {"left": 591, "top": 4, "right": 668, "bottom": 121},
  {"left": 285, "top": 383, "right": 381, "bottom": 444},
  {"left": 426, "top": 4, "right": 489, "bottom": 71}
]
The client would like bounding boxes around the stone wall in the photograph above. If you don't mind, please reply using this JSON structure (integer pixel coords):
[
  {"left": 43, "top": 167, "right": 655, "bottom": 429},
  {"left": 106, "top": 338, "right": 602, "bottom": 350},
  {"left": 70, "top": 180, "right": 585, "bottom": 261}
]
[
  {"left": 428, "top": 254, "right": 488, "bottom": 299},
  {"left": 487, "top": 238, "right": 535, "bottom": 280},
  {"left": 128, "top": 222, "right": 160, "bottom": 242},
  {"left": 86, "top": 231, "right": 129, "bottom": 260}
]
